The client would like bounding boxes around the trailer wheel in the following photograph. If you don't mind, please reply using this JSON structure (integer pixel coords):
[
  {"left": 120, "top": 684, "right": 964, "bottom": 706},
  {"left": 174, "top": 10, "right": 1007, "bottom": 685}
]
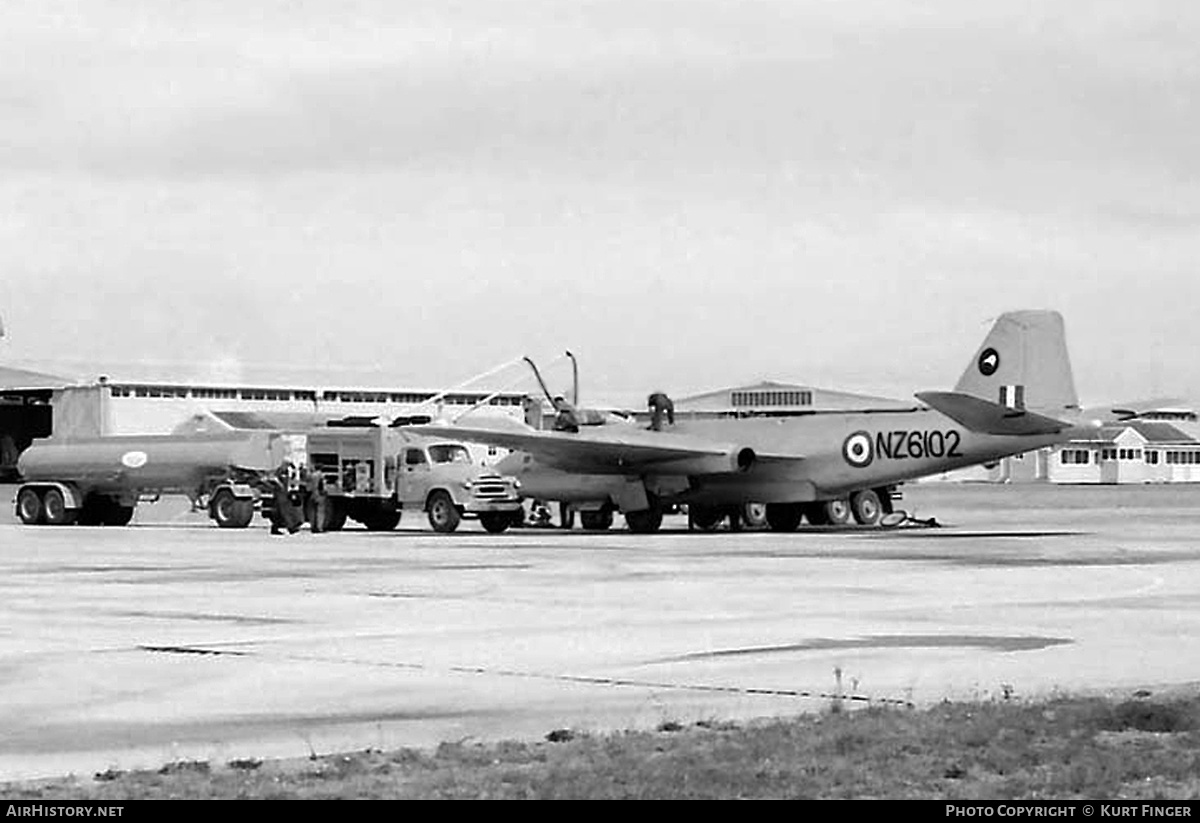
[
  {"left": 427, "top": 491, "right": 461, "bottom": 533},
  {"left": 42, "top": 488, "right": 77, "bottom": 526},
  {"left": 479, "top": 512, "right": 510, "bottom": 533},
  {"left": 16, "top": 488, "right": 44, "bottom": 525},
  {"left": 212, "top": 490, "right": 253, "bottom": 529}
]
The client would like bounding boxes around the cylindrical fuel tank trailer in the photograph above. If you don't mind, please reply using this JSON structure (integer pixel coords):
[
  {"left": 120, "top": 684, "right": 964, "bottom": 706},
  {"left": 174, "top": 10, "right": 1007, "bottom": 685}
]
[{"left": 13, "top": 432, "right": 291, "bottom": 527}]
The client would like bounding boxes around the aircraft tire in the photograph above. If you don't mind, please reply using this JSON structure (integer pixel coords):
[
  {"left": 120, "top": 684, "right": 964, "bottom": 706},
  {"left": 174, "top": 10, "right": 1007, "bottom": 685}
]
[
  {"left": 479, "top": 512, "right": 511, "bottom": 533},
  {"left": 850, "top": 489, "right": 883, "bottom": 527},
  {"left": 16, "top": 488, "right": 44, "bottom": 525},
  {"left": 427, "top": 491, "right": 461, "bottom": 533},
  {"left": 688, "top": 505, "right": 723, "bottom": 532},
  {"left": 824, "top": 498, "right": 853, "bottom": 526},
  {"left": 765, "top": 502, "right": 803, "bottom": 532},
  {"left": 741, "top": 502, "right": 768, "bottom": 529},
  {"left": 625, "top": 505, "right": 663, "bottom": 534},
  {"left": 580, "top": 508, "right": 614, "bottom": 530},
  {"left": 559, "top": 502, "right": 575, "bottom": 530}
]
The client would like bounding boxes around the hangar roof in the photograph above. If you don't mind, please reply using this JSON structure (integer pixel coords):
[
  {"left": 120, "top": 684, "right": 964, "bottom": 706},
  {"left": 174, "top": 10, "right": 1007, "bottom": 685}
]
[
  {"left": 0, "top": 365, "right": 71, "bottom": 391},
  {"left": 676, "top": 380, "right": 914, "bottom": 413}
]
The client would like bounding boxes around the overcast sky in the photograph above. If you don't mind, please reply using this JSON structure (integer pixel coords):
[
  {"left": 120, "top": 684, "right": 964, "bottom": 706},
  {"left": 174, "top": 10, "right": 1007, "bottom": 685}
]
[{"left": 1, "top": 1, "right": 1197, "bottom": 405}]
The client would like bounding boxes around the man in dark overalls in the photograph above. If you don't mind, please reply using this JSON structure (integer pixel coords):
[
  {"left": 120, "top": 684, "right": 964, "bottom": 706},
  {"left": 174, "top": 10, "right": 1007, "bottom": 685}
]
[
  {"left": 267, "top": 463, "right": 302, "bottom": 535},
  {"left": 302, "top": 465, "right": 328, "bottom": 533},
  {"left": 647, "top": 391, "right": 675, "bottom": 431}
]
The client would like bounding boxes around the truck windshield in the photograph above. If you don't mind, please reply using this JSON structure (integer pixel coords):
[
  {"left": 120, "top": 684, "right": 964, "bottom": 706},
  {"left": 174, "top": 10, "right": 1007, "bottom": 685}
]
[{"left": 428, "top": 445, "right": 472, "bottom": 465}]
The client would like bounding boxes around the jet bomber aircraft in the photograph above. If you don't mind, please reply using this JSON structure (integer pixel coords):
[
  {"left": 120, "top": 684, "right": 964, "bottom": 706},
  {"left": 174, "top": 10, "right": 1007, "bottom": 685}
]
[{"left": 413, "top": 310, "right": 1088, "bottom": 533}]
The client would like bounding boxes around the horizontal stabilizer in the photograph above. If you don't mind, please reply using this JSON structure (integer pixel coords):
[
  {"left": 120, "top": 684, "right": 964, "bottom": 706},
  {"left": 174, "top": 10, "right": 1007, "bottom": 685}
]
[{"left": 916, "top": 391, "right": 1071, "bottom": 437}]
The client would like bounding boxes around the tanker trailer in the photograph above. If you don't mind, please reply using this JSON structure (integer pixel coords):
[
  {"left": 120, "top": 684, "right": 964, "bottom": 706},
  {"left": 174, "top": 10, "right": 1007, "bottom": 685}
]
[{"left": 14, "top": 431, "right": 290, "bottom": 527}]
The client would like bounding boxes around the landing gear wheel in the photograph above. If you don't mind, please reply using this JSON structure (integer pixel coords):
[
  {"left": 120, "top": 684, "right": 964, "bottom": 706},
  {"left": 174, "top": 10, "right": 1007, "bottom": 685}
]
[
  {"left": 823, "top": 498, "right": 853, "bottom": 526},
  {"left": 479, "top": 512, "right": 511, "bottom": 533},
  {"left": 17, "top": 488, "right": 44, "bottom": 525},
  {"left": 765, "top": 502, "right": 803, "bottom": 532},
  {"left": 579, "top": 508, "right": 614, "bottom": 530},
  {"left": 427, "top": 491, "right": 461, "bottom": 533},
  {"left": 850, "top": 489, "right": 883, "bottom": 527},
  {"left": 624, "top": 504, "right": 664, "bottom": 534},
  {"left": 559, "top": 502, "right": 575, "bottom": 530},
  {"left": 41, "top": 488, "right": 76, "bottom": 526},
  {"left": 688, "top": 505, "right": 723, "bottom": 532},
  {"left": 741, "top": 502, "right": 768, "bottom": 529}
]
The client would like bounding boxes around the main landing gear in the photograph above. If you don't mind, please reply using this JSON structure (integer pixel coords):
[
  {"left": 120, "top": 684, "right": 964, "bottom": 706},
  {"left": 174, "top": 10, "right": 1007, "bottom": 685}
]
[{"left": 763, "top": 488, "right": 894, "bottom": 532}]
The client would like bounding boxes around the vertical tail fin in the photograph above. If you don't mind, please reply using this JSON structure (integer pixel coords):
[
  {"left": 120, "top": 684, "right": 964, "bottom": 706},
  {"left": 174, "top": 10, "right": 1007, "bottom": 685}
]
[{"left": 954, "top": 310, "right": 1079, "bottom": 415}]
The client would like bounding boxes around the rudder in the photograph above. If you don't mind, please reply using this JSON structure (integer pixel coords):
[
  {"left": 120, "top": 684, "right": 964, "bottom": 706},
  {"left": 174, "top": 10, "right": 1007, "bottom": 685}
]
[{"left": 953, "top": 310, "right": 1079, "bottom": 415}]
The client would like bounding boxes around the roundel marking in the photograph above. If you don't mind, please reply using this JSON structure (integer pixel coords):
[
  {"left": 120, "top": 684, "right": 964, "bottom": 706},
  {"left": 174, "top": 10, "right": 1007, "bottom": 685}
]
[
  {"left": 842, "top": 431, "right": 874, "bottom": 468},
  {"left": 121, "top": 450, "right": 149, "bottom": 469},
  {"left": 978, "top": 347, "right": 1000, "bottom": 376}
]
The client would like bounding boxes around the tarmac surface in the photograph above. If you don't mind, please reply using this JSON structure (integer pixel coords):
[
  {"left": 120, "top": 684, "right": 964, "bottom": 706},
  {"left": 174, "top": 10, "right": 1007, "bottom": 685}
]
[{"left": 2, "top": 482, "right": 1200, "bottom": 781}]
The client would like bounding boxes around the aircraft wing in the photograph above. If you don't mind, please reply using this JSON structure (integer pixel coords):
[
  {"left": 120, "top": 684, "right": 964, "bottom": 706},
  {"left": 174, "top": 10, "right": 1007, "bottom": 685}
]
[{"left": 408, "top": 423, "right": 769, "bottom": 475}]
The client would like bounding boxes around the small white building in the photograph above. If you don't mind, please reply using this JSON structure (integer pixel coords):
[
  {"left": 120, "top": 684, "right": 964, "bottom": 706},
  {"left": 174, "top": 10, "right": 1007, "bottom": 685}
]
[{"left": 1048, "top": 421, "right": 1200, "bottom": 484}]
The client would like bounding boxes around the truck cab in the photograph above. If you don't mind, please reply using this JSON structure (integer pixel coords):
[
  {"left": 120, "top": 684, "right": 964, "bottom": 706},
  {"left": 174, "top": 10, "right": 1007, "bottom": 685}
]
[{"left": 395, "top": 440, "right": 522, "bottom": 532}]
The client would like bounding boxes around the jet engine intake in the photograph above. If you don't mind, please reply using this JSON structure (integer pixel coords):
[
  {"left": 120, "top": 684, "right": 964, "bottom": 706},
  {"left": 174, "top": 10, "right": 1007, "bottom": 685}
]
[{"left": 736, "top": 447, "right": 757, "bottom": 473}]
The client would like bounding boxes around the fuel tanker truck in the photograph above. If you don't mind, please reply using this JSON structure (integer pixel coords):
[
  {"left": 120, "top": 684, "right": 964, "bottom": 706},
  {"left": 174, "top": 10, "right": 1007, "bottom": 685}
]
[
  {"left": 14, "top": 431, "right": 293, "bottom": 527},
  {"left": 13, "top": 425, "right": 524, "bottom": 532}
]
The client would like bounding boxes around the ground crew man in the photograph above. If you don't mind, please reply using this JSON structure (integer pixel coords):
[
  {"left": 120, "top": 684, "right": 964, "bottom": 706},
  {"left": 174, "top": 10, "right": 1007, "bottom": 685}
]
[
  {"left": 551, "top": 396, "right": 580, "bottom": 433},
  {"left": 267, "top": 463, "right": 301, "bottom": 535},
  {"left": 302, "top": 466, "right": 328, "bottom": 533},
  {"left": 647, "top": 391, "right": 675, "bottom": 431}
]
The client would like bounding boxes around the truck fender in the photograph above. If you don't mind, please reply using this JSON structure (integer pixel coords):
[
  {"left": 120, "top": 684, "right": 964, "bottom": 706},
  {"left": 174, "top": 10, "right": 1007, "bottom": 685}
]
[
  {"left": 18, "top": 482, "right": 84, "bottom": 510},
  {"left": 425, "top": 487, "right": 464, "bottom": 511},
  {"left": 219, "top": 483, "right": 260, "bottom": 500}
]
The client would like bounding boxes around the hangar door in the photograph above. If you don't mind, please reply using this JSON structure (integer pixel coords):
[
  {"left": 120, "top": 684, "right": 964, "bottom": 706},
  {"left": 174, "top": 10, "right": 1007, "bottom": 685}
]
[{"left": 0, "top": 391, "right": 52, "bottom": 480}]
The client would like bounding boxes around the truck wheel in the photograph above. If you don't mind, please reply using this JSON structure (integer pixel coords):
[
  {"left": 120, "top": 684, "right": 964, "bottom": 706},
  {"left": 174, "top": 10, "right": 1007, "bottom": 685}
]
[
  {"left": 103, "top": 504, "right": 135, "bottom": 527},
  {"left": 211, "top": 490, "right": 253, "bottom": 529},
  {"left": 580, "top": 508, "right": 613, "bottom": 530},
  {"left": 42, "top": 488, "right": 77, "bottom": 526},
  {"left": 427, "top": 491, "right": 461, "bottom": 533},
  {"left": 17, "top": 488, "right": 45, "bottom": 525},
  {"left": 364, "top": 510, "right": 401, "bottom": 531},
  {"left": 479, "top": 512, "right": 510, "bottom": 533},
  {"left": 324, "top": 503, "right": 348, "bottom": 532}
]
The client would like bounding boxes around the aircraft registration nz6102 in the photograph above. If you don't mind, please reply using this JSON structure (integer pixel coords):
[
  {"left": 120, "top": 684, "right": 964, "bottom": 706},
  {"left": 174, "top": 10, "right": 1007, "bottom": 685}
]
[{"left": 412, "top": 310, "right": 1091, "bottom": 533}]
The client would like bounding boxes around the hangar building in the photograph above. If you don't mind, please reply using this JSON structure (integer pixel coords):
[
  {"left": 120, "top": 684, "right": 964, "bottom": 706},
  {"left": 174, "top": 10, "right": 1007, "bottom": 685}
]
[
  {"left": 0, "top": 370, "right": 529, "bottom": 474},
  {"left": 672, "top": 380, "right": 915, "bottom": 417}
]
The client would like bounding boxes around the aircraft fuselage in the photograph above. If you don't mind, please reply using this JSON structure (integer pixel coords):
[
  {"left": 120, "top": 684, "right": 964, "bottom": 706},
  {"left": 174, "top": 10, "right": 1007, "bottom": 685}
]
[{"left": 496, "top": 409, "right": 1075, "bottom": 510}]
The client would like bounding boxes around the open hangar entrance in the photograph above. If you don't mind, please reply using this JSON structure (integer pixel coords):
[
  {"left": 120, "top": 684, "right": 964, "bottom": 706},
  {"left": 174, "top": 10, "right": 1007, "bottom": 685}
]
[{"left": 0, "top": 367, "right": 65, "bottom": 480}]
